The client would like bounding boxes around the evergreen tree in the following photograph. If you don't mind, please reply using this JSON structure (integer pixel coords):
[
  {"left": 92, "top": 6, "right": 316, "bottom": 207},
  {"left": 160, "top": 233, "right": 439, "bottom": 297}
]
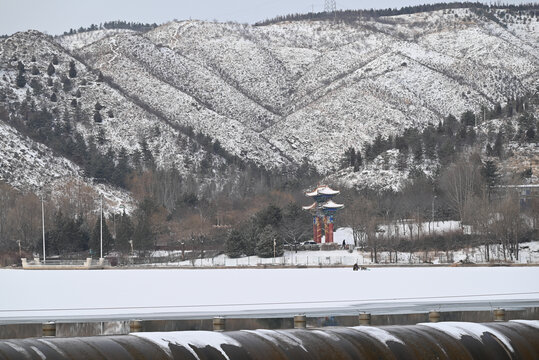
[
  {"left": 354, "top": 150, "right": 363, "bottom": 172},
  {"left": 395, "top": 136, "right": 408, "bottom": 153},
  {"left": 486, "top": 143, "right": 493, "bottom": 156},
  {"left": 133, "top": 198, "right": 155, "bottom": 252},
  {"left": 31, "top": 65, "right": 39, "bottom": 75},
  {"left": 47, "top": 62, "right": 55, "bottom": 76},
  {"left": 52, "top": 54, "right": 59, "bottom": 65},
  {"left": 460, "top": 110, "right": 475, "bottom": 126},
  {"left": 96, "top": 70, "right": 104, "bottom": 82},
  {"left": 255, "top": 225, "right": 282, "bottom": 258},
  {"left": 68, "top": 60, "right": 77, "bottom": 78},
  {"left": 17, "top": 61, "right": 25, "bottom": 73},
  {"left": 526, "top": 127, "right": 536, "bottom": 141},
  {"left": 50, "top": 92, "right": 57, "bottom": 102},
  {"left": 90, "top": 212, "right": 113, "bottom": 257},
  {"left": 15, "top": 71, "right": 26, "bottom": 88},
  {"left": 413, "top": 142, "right": 423, "bottom": 162},
  {"left": 115, "top": 210, "right": 133, "bottom": 253},
  {"left": 341, "top": 147, "right": 356, "bottom": 169},
  {"left": 493, "top": 131, "right": 504, "bottom": 158},
  {"left": 481, "top": 160, "right": 499, "bottom": 188},
  {"left": 256, "top": 204, "right": 282, "bottom": 229},
  {"left": 95, "top": 101, "right": 103, "bottom": 111},
  {"left": 75, "top": 89, "right": 81, "bottom": 98},
  {"left": 112, "top": 147, "right": 130, "bottom": 187},
  {"left": 225, "top": 229, "right": 245, "bottom": 258},
  {"left": 93, "top": 111, "right": 102, "bottom": 123}
]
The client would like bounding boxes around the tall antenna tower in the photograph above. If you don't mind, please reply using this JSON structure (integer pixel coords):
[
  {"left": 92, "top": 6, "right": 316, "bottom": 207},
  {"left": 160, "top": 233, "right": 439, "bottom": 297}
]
[
  {"left": 324, "top": 0, "right": 336, "bottom": 19},
  {"left": 324, "top": 0, "right": 336, "bottom": 13}
]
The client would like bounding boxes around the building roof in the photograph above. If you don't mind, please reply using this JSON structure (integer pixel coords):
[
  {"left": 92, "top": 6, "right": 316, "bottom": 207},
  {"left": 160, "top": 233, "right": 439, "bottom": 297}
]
[
  {"left": 322, "top": 200, "right": 344, "bottom": 210},
  {"left": 306, "top": 185, "right": 340, "bottom": 197},
  {"left": 302, "top": 202, "right": 317, "bottom": 211}
]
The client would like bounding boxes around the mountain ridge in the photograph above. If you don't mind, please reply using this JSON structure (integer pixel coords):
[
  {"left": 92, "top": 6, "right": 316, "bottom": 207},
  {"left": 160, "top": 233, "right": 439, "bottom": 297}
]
[{"left": 1, "top": 6, "right": 538, "bottom": 198}]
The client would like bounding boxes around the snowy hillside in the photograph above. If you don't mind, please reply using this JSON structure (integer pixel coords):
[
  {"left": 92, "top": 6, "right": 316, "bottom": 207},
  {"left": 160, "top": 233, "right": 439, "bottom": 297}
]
[{"left": 1, "top": 6, "right": 538, "bottom": 194}]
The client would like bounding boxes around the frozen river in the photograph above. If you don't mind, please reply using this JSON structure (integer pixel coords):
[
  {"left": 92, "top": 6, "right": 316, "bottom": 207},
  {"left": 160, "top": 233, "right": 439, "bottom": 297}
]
[{"left": 1, "top": 267, "right": 538, "bottom": 323}]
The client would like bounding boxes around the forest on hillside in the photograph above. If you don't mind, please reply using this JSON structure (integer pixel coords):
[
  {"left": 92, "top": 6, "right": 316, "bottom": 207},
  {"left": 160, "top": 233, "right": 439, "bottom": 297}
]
[{"left": 0, "top": 89, "right": 537, "bottom": 266}]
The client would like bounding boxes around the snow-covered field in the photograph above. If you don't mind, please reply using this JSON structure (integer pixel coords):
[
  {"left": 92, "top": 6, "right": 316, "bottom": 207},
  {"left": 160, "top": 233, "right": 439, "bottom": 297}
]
[
  {"left": 1, "top": 267, "right": 538, "bottom": 323},
  {"left": 149, "top": 229, "right": 539, "bottom": 267}
]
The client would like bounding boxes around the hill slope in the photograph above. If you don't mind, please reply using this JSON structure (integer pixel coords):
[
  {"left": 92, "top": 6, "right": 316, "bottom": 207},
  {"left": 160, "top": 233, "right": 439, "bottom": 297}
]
[{"left": 0, "top": 6, "right": 538, "bottom": 196}]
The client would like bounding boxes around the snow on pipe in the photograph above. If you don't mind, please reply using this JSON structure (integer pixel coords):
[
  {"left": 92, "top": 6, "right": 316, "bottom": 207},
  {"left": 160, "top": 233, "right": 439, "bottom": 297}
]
[{"left": 0, "top": 321, "right": 538, "bottom": 359}]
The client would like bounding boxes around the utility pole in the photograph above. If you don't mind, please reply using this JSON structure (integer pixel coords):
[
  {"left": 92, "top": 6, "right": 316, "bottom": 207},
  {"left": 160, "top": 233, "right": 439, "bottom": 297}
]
[
  {"left": 100, "top": 194, "right": 103, "bottom": 259},
  {"left": 41, "top": 195, "right": 46, "bottom": 263},
  {"left": 324, "top": 0, "right": 336, "bottom": 21}
]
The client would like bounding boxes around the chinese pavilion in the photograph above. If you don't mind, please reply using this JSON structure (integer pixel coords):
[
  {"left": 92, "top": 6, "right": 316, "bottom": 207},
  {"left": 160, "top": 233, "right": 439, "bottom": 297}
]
[{"left": 302, "top": 185, "right": 344, "bottom": 243}]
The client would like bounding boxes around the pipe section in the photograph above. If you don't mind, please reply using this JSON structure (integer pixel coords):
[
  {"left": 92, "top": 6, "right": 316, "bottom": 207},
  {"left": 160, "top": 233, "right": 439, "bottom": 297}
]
[{"left": 0, "top": 321, "right": 537, "bottom": 359}]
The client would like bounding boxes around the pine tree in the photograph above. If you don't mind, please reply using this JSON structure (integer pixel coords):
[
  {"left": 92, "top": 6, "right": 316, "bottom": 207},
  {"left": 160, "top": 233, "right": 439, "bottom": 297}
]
[
  {"left": 17, "top": 61, "right": 25, "bottom": 73},
  {"left": 413, "top": 142, "right": 423, "bottom": 162},
  {"left": 225, "top": 229, "right": 245, "bottom": 258},
  {"left": 255, "top": 225, "right": 282, "bottom": 258},
  {"left": 52, "top": 54, "right": 59, "bottom": 65},
  {"left": 481, "top": 160, "right": 499, "bottom": 188},
  {"left": 493, "top": 131, "right": 504, "bottom": 158},
  {"left": 112, "top": 148, "right": 130, "bottom": 187},
  {"left": 115, "top": 210, "right": 133, "bottom": 253},
  {"left": 47, "top": 62, "right": 55, "bottom": 76},
  {"left": 68, "top": 60, "right": 77, "bottom": 78},
  {"left": 460, "top": 110, "right": 475, "bottom": 126},
  {"left": 15, "top": 71, "right": 26, "bottom": 88},
  {"left": 354, "top": 150, "right": 363, "bottom": 172},
  {"left": 50, "top": 92, "right": 57, "bottom": 102},
  {"left": 341, "top": 147, "right": 356, "bottom": 169},
  {"left": 93, "top": 111, "right": 102, "bottom": 123},
  {"left": 31, "top": 65, "right": 39, "bottom": 75}
]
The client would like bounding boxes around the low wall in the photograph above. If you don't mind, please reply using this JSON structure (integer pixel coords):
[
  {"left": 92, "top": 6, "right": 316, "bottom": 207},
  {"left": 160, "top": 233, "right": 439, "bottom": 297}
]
[{"left": 2, "top": 307, "right": 538, "bottom": 339}]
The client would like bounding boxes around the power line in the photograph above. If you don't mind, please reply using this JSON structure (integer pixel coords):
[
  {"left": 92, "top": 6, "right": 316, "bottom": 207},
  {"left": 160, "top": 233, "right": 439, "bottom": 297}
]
[{"left": 324, "top": 0, "right": 336, "bottom": 13}]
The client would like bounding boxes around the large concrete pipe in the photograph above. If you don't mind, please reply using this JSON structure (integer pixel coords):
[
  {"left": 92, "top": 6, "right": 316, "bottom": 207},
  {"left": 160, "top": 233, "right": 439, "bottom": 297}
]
[{"left": 0, "top": 321, "right": 537, "bottom": 359}]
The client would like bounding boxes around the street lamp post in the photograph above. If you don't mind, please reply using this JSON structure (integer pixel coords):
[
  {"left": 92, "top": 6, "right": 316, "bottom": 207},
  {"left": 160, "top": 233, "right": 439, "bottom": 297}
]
[
  {"left": 100, "top": 195, "right": 103, "bottom": 260},
  {"left": 41, "top": 195, "right": 46, "bottom": 263}
]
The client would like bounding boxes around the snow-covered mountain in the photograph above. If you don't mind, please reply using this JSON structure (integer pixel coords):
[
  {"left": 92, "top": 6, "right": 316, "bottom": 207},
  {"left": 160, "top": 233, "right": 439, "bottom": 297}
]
[{"left": 1, "top": 6, "right": 538, "bottom": 195}]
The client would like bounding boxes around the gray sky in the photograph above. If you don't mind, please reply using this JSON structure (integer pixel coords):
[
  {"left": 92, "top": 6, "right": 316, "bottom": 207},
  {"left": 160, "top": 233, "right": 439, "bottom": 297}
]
[{"left": 0, "top": 0, "right": 534, "bottom": 36}]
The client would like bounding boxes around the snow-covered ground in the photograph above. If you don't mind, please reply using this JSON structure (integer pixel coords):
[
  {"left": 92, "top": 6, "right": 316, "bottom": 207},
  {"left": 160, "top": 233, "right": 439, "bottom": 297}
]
[
  {"left": 1, "top": 267, "right": 538, "bottom": 323},
  {"left": 147, "top": 225, "right": 539, "bottom": 268}
]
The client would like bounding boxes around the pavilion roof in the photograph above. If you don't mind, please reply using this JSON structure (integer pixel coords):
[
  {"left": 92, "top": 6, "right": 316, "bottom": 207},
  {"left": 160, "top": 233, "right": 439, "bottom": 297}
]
[
  {"left": 322, "top": 200, "right": 344, "bottom": 210},
  {"left": 306, "top": 185, "right": 340, "bottom": 197},
  {"left": 302, "top": 202, "right": 317, "bottom": 211}
]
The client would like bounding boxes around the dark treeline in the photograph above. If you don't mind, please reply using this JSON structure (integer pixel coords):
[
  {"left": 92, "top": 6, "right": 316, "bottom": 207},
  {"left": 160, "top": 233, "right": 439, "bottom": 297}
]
[
  {"left": 256, "top": 2, "right": 538, "bottom": 26},
  {"left": 62, "top": 21, "right": 159, "bottom": 36},
  {"left": 341, "top": 93, "right": 536, "bottom": 174}
]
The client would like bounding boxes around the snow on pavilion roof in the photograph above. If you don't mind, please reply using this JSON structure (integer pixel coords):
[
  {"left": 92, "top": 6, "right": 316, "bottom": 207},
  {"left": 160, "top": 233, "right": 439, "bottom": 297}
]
[
  {"left": 302, "top": 202, "right": 317, "bottom": 211},
  {"left": 306, "top": 185, "right": 340, "bottom": 197},
  {"left": 322, "top": 200, "right": 344, "bottom": 209}
]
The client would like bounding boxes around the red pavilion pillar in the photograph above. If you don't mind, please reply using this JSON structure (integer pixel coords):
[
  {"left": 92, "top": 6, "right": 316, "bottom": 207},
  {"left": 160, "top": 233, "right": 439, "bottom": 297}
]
[
  {"left": 327, "top": 222, "right": 334, "bottom": 243},
  {"left": 312, "top": 216, "right": 318, "bottom": 243},
  {"left": 316, "top": 217, "right": 322, "bottom": 243}
]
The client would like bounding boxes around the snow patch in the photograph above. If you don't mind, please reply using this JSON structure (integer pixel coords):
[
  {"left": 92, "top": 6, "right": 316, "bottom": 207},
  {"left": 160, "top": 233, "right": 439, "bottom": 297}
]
[
  {"left": 133, "top": 331, "right": 241, "bottom": 360},
  {"left": 350, "top": 326, "right": 404, "bottom": 347},
  {"left": 419, "top": 322, "right": 514, "bottom": 353}
]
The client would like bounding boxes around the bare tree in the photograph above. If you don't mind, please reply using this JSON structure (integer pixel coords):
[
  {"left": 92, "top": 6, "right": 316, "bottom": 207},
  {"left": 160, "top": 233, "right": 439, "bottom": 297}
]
[{"left": 440, "top": 156, "right": 482, "bottom": 226}]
